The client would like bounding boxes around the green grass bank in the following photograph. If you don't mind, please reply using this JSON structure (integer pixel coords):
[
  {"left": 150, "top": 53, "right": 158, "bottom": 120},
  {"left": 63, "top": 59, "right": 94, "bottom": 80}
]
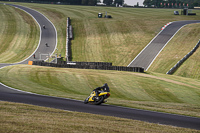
[
  {"left": 6, "top": 2, "right": 200, "bottom": 80},
  {"left": 5, "top": 2, "right": 200, "bottom": 67},
  {"left": 0, "top": 65, "right": 199, "bottom": 118},
  {"left": 0, "top": 2, "right": 200, "bottom": 132},
  {"left": 1, "top": 2, "right": 200, "bottom": 79},
  {"left": 149, "top": 23, "right": 200, "bottom": 80},
  {"left": 0, "top": 4, "right": 39, "bottom": 63}
]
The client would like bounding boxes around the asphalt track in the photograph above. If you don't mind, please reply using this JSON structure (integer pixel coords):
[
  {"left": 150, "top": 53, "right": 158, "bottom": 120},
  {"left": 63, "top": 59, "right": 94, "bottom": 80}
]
[
  {"left": 0, "top": 4, "right": 200, "bottom": 130},
  {"left": 128, "top": 20, "right": 200, "bottom": 70},
  {"left": 4, "top": 3, "right": 57, "bottom": 64}
]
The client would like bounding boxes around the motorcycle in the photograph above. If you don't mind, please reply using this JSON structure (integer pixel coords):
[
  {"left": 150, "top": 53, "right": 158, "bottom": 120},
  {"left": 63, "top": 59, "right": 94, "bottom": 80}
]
[{"left": 84, "top": 83, "right": 110, "bottom": 105}]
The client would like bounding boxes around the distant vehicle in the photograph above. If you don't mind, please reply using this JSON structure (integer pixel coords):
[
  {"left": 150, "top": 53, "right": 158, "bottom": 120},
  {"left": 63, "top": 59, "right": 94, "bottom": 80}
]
[{"left": 174, "top": 11, "right": 179, "bottom": 15}]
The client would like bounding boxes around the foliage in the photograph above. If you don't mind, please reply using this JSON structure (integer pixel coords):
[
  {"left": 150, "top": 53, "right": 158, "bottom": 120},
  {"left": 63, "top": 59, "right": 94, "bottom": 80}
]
[
  {"left": 103, "top": 0, "right": 113, "bottom": 5},
  {"left": 143, "top": 0, "right": 200, "bottom": 8},
  {"left": 82, "top": 0, "right": 98, "bottom": 5},
  {"left": 114, "top": 0, "right": 124, "bottom": 6}
]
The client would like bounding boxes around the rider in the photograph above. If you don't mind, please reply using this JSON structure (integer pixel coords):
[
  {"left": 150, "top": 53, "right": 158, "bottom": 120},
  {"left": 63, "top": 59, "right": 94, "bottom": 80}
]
[{"left": 93, "top": 83, "right": 109, "bottom": 96}]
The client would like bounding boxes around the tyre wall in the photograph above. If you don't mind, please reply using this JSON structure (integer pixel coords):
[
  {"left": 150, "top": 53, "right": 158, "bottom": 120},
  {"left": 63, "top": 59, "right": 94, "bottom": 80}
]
[{"left": 32, "top": 61, "right": 144, "bottom": 73}]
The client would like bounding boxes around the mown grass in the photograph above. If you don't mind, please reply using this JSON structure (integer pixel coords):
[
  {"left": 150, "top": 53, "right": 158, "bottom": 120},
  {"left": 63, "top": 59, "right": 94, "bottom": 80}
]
[
  {"left": 1, "top": 3, "right": 200, "bottom": 78},
  {"left": 7, "top": 2, "right": 200, "bottom": 66},
  {"left": 16, "top": 3, "right": 200, "bottom": 79},
  {"left": 1, "top": 2, "right": 200, "bottom": 78},
  {"left": 0, "top": 2, "right": 200, "bottom": 131},
  {"left": 174, "top": 48, "right": 200, "bottom": 79},
  {"left": 0, "top": 65, "right": 199, "bottom": 118},
  {"left": 149, "top": 23, "right": 200, "bottom": 79},
  {"left": 0, "top": 4, "right": 39, "bottom": 63},
  {"left": 1, "top": 101, "right": 199, "bottom": 133}
]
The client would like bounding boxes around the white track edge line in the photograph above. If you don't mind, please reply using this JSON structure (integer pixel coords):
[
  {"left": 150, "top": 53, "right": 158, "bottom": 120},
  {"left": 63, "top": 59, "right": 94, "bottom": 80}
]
[
  {"left": 146, "top": 21, "right": 200, "bottom": 71},
  {"left": 146, "top": 24, "right": 187, "bottom": 71},
  {"left": 8, "top": 4, "right": 57, "bottom": 64},
  {"left": 127, "top": 24, "right": 167, "bottom": 67},
  {"left": 0, "top": 5, "right": 75, "bottom": 102}
]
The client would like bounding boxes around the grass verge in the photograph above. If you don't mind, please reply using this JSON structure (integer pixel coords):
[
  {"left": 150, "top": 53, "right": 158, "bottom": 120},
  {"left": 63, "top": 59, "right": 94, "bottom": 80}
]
[
  {"left": 0, "top": 65, "right": 199, "bottom": 118},
  {"left": 0, "top": 101, "right": 199, "bottom": 133}
]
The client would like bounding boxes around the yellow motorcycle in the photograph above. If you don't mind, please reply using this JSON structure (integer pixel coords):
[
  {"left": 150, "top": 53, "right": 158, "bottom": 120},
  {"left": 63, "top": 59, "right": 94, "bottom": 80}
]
[{"left": 84, "top": 83, "right": 110, "bottom": 105}]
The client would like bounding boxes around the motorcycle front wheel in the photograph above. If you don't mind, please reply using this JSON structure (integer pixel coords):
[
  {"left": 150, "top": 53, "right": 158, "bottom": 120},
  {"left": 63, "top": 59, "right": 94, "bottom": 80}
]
[
  {"left": 93, "top": 96, "right": 104, "bottom": 105},
  {"left": 84, "top": 97, "right": 89, "bottom": 104}
]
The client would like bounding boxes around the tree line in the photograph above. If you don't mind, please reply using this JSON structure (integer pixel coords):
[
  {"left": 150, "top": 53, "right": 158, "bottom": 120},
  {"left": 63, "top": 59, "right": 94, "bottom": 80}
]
[
  {"left": 69, "top": 0, "right": 124, "bottom": 6},
  {"left": 4, "top": 0, "right": 199, "bottom": 7},
  {"left": 3, "top": 0, "right": 124, "bottom": 6},
  {"left": 143, "top": 0, "right": 200, "bottom": 8}
]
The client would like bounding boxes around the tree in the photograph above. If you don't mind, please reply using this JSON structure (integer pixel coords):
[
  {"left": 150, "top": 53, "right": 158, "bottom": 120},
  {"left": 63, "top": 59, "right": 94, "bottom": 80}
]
[
  {"left": 114, "top": 0, "right": 124, "bottom": 6},
  {"left": 103, "top": 0, "right": 113, "bottom": 5},
  {"left": 82, "top": 0, "right": 97, "bottom": 5},
  {"left": 82, "top": 0, "right": 88, "bottom": 5},
  {"left": 88, "top": 0, "right": 97, "bottom": 5},
  {"left": 69, "top": 0, "right": 82, "bottom": 5},
  {"left": 143, "top": 0, "right": 153, "bottom": 7}
]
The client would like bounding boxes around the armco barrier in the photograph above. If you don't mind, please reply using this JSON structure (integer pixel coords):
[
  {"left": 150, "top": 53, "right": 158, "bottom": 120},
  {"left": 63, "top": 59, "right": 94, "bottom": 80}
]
[
  {"left": 58, "top": 61, "right": 112, "bottom": 66},
  {"left": 66, "top": 17, "right": 73, "bottom": 62},
  {"left": 32, "top": 61, "right": 144, "bottom": 73},
  {"left": 167, "top": 40, "right": 200, "bottom": 74}
]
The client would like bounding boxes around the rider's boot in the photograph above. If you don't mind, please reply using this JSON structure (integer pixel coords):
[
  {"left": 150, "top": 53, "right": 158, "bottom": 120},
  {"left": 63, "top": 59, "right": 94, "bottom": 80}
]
[{"left": 95, "top": 91, "right": 99, "bottom": 97}]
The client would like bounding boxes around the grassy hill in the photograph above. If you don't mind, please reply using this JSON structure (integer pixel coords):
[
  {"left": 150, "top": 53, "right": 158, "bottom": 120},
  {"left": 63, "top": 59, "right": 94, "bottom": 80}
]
[
  {"left": 0, "top": 65, "right": 199, "bottom": 118},
  {"left": 149, "top": 23, "right": 200, "bottom": 80},
  {"left": 9, "top": 3, "right": 200, "bottom": 80},
  {"left": 0, "top": 2, "right": 200, "bottom": 132},
  {"left": 0, "top": 4, "right": 39, "bottom": 63},
  {"left": 1, "top": 3, "right": 200, "bottom": 76},
  {"left": 9, "top": 3, "right": 200, "bottom": 67}
]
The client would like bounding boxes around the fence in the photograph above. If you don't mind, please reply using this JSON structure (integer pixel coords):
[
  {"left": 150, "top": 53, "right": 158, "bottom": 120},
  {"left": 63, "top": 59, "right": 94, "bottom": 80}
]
[
  {"left": 167, "top": 39, "right": 200, "bottom": 74},
  {"left": 33, "top": 61, "right": 144, "bottom": 73}
]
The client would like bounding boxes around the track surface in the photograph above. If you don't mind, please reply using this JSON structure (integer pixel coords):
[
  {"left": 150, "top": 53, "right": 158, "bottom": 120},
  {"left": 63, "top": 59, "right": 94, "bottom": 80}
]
[
  {"left": 6, "top": 4, "right": 57, "bottom": 64},
  {"left": 1, "top": 92, "right": 200, "bottom": 130},
  {"left": 128, "top": 20, "right": 200, "bottom": 70},
  {"left": 0, "top": 4, "right": 200, "bottom": 130}
]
